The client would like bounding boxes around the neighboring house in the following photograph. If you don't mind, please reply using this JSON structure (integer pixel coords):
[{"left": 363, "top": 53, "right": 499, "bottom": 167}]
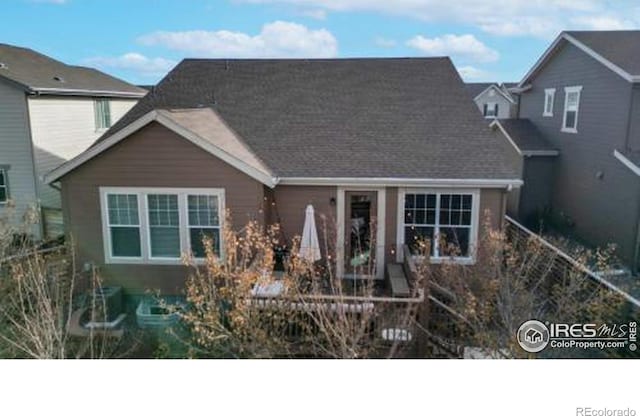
[
  {"left": 466, "top": 82, "right": 518, "bottom": 119},
  {"left": 512, "top": 30, "right": 640, "bottom": 270},
  {"left": 46, "top": 58, "right": 521, "bottom": 295},
  {"left": 0, "top": 43, "right": 146, "bottom": 239}
]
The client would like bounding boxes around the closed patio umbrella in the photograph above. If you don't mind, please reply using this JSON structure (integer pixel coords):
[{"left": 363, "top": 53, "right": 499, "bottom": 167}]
[{"left": 299, "top": 204, "right": 321, "bottom": 262}]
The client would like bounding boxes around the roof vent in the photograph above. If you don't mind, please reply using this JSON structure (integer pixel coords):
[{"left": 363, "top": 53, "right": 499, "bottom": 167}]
[
  {"left": 53, "top": 75, "right": 65, "bottom": 82},
  {"left": 0, "top": 63, "right": 7, "bottom": 69}
]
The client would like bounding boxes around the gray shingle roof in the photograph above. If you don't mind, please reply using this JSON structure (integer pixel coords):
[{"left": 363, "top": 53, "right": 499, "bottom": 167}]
[
  {"left": 496, "top": 119, "right": 558, "bottom": 154},
  {"left": 465, "top": 82, "right": 495, "bottom": 99},
  {"left": 565, "top": 31, "right": 640, "bottom": 77},
  {"left": 0, "top": 43, "right": 146, "bottom": 97},
  {"left": 100, "top": 58, "right": 520, "bottom": 180}
]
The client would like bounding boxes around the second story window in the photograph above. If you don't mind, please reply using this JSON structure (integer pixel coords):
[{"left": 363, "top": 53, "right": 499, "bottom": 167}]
[
  {"left": 562, "top": 86, "right": 582, "bottom": 133},
  {"left": 94, "top": 98, "right": 112, "bottom": 131},
  {"left": 483, "top": 102, "right": 499, "bottom": 118},
  {"left": 0, "top": 168, "right": 8, "bottom": 204},
  {"left": 543, "top": 88, "right": 555, "bottom": 117}
]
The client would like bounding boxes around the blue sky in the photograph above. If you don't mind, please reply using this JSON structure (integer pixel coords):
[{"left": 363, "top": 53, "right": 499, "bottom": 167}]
[{"left": 2, "top": 0, "right": 639, "bottom": 84}]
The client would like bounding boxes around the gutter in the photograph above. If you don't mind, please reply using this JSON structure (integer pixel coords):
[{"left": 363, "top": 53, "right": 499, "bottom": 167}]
[
  {"left": 32, "top": 88, "right": 146, "bottom": 98},
  {"left": 276, "top": 177, "right": 523, "bottom": 188}
]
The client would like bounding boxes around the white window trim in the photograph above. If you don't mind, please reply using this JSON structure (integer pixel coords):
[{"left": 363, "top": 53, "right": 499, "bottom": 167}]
[
  {"left": 561, "top": 86, "right": 582, "bottom": 133},
  {"left": 396, "top": 188, "right": 480, "bottom": 265},
  {"left": 484, "top": 101, "right": 498, "bottom": 119},
  {"left": 543, "top": 88, "right": 555, "bottom": 117},
  {"left": 100, "top": 187, "right": 225, "bottom": 265},
  {"left": 0, "top": 168, "right": 8, "bottom": 205},
  {"left": 185, "top": 194, "right": 224, "bottom": 260},
  {"left": 94, "top": 98, "right": 112, "bottom": 132}
]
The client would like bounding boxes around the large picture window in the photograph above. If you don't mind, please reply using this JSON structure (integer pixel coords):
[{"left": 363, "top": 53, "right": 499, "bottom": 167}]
[
  {"left": 101, "top": 188, "right": 224, "bottom": 264},
  {"left": 402, "top": 191, "right": 478, "bottom": 261}
]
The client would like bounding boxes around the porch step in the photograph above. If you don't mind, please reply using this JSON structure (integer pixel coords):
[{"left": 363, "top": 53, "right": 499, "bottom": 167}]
[{"left": 387, "top": 264, "right": 411, "bottom": 298}]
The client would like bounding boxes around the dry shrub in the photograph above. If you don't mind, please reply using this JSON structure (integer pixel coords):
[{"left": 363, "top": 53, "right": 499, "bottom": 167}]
[
  {"left": 176, "top": 213, "right": 422, "bottom": 358},
  {"left": 421, "top": 212, "right": 629, "bottom": 358}
]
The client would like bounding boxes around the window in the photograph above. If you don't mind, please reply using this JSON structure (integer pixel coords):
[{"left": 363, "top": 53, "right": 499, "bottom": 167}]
[
  {"left": 94, "top": 99, "right": 111, "bottom": 130},
  {"left": 100, "top": 188, "right": 224, "bottom": 264},
  {"left": 0, "top": 168, "right": 8, "bottom": 204},
  {"left": 543, "top": 88, "right": 555, "bottom": 117},
  {"left": 148, "top": 194, "right": 180, "bottom": 258},
  {"left": 188, "top": 195, "right": 221, "bottom": 258},
  {"left": 402, "top": 191, "right": 478, "bottom": 261},
  {"left": 562, "top": 86, "right": 582, "bottom": 133},
  {"left": 106, "top": 194, "right": 142, "bottom": 258},
  {"left": 483, "top": 102, "right": 499, "bottom": 118}
]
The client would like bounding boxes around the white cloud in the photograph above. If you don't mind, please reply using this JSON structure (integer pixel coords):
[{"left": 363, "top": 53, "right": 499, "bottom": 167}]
[
  {"left": 407, "top": 34, "right": 499, "bottom": 63},
  {"left": 83, "top": 53, "right": 177, "bottom": 77},
  {"left": 570, "top": 15, "right": 635, "bottom": 30},
  {"left": 299, "top": 9, "right": 327, "bottom": 20},
  {"left": 456, "top": 65, "right": 490, "bottom": 80},
  {"left": 374, "top": 37, "right": 397, "bottom": 48},
  {"left": 240, "top": 0, "right": 638, "bottom": 38},
  {"left": 137, "top": 21, "right": 338, "bottom": 58}
]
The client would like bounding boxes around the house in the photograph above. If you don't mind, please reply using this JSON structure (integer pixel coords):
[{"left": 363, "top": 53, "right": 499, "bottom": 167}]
[
  {"left": 466, "top": 82, "right": 518, "bottom": 119},
  {"left": 510, "top": 30, "right": 640, "bottom": 270},
  {"left": 45, "top": 58, "right": 521, "bottom": 295},
  {"left": 0, "top": 43, "right": 146, "bottom": 239}
]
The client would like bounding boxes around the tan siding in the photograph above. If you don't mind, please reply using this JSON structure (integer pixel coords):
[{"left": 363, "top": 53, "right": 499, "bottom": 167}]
[
  {"left": 479, "top": 188, "right": 506, "bottom": 233},
  {"left": 62, "top": 122, "right": 264, "bottom": 294},
  {"left": 271, "top": 185, "right": 337, "bottom": 257}
]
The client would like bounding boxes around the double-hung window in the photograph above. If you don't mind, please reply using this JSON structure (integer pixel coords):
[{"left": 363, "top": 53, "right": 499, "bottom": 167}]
[
  {"left": 543, "top": 88, "right": 555, "bottom": 117},
  {"left": 147, "top": 194, "right": 181, "bottom": 259},
  {"left": 188, "top": 195, "right": 221, "bottom": 258},
  {"left": 0, "top": 168, "right": 9, "bottom": 204},
  {"left": 106, "top": 194, "right": 142, "bottom": 258},
  {"left": 101, "top": 187, "right": 224, "bottom": 264},
  {"left": 562, "top": 86, "right": 582, "bottom": 133},
  {"left": 94, "top": 99, "right": 112, "bottom": 131},
  {"left": 401, "top": 190, "right": 478, "bottom": 262}
]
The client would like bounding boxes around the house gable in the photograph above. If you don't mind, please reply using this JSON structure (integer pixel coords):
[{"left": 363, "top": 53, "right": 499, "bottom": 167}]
[
  {"left": 45, "top": 109, "right": 276, "bottom": 188},
  {"left": 519, "top": 32, "right": 640, "bottom": 87},
  {"left": 474, "top": 84, "right": 515, "bottom": 104}
]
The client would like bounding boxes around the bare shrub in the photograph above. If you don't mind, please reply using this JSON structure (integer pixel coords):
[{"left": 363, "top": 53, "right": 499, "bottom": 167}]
[
  {"left": 421, "top": 212, "right": 628, "bottom": 358},
  {"left": 174, "top": 213, "right": 422, "bottom": 358}
]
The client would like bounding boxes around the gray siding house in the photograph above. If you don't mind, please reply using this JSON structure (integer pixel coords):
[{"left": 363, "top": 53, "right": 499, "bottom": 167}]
[
  {"left": 0, "top": 44, "right": 146, "bottom": 239},
  {"left": 466, "top": 82, "right": 518, "bottom": 119},
  {"left": 514, "top": 31, "right": 640, "bottom": 270}
]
